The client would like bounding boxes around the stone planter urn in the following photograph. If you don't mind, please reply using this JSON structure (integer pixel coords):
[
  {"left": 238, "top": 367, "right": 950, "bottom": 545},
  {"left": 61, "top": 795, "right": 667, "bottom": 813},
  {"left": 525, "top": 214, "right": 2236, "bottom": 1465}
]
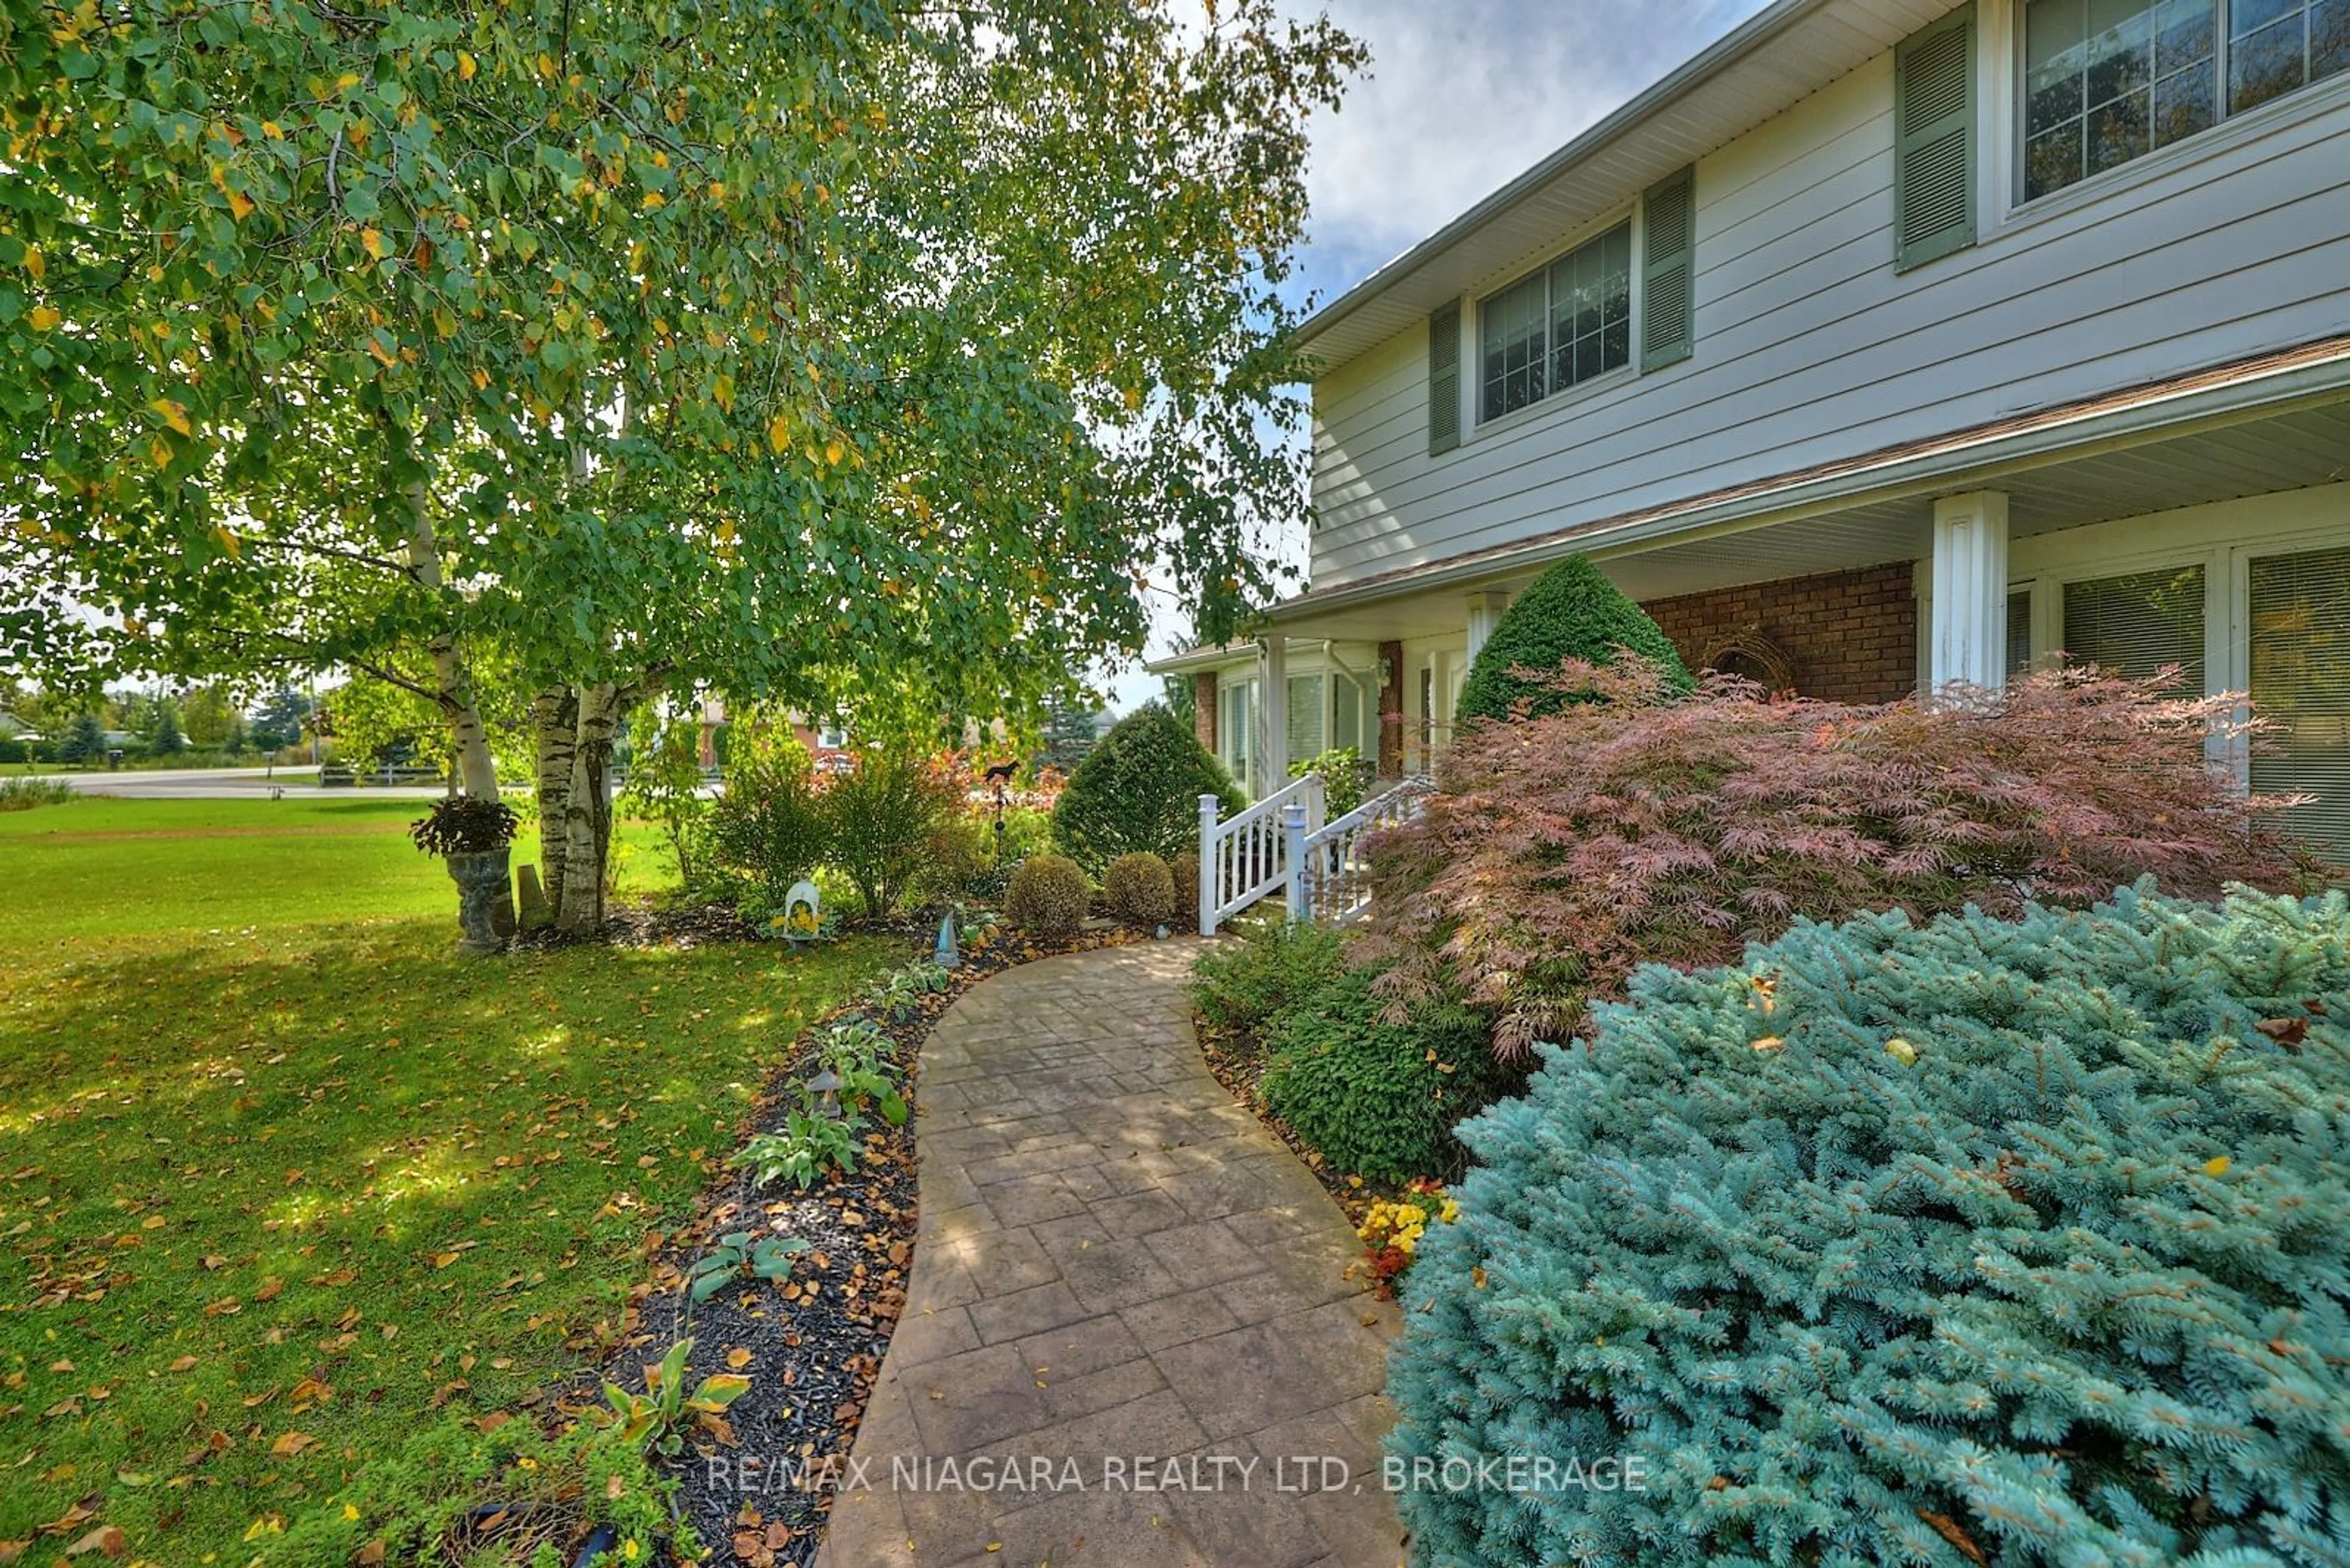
[{"left": 447, "top": 847, "right": 519, "bottom": 956}]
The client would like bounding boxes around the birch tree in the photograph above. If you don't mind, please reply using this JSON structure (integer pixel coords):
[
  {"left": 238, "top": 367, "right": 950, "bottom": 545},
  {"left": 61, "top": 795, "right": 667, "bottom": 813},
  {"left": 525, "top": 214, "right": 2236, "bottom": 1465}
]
[{"left": 1, "top": 0, "right": 1363, "bottom": 933}]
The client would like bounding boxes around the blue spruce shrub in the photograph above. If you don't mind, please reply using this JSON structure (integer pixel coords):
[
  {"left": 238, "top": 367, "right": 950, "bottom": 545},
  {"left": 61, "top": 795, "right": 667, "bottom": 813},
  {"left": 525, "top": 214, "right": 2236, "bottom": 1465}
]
[{"left": 1387, "top": 883, "right": 2350, "bottom": 1567}]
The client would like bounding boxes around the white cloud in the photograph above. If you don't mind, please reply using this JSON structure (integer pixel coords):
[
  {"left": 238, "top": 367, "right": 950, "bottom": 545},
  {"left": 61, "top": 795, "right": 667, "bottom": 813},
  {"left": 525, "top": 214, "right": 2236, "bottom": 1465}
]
[{"left": 1294, "top": 0, "right": 1773, "bottom": 305}]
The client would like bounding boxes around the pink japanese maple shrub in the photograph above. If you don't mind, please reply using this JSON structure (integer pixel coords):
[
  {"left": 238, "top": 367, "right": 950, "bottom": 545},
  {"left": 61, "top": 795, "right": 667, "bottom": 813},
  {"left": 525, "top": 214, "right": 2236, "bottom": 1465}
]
[{"left": 1357, "top": 659, "right": 2323, "bottom": 1057}]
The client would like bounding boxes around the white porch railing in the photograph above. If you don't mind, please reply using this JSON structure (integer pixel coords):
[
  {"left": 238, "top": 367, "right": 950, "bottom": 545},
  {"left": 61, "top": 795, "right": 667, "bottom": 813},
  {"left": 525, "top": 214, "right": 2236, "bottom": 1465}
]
[
  {"left": 1284, "top": 775, "right": 1434, "bottom": 927},
  {"left": 1197, "top": 772, "right": 1324, "bottom": 936}
]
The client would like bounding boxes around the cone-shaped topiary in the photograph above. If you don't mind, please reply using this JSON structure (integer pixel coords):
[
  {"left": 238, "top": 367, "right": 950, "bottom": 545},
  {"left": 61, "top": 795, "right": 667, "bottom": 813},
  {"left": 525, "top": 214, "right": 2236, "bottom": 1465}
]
[
  {"left": 1386, "top": 883, "right": 2350, "bottom": 1567},
  {"left": 1455, "top": 554, "right": 1690, "bottom": 723},
  {"left": 1050, "top": 703, "right": 1236, "bottom": 873}
]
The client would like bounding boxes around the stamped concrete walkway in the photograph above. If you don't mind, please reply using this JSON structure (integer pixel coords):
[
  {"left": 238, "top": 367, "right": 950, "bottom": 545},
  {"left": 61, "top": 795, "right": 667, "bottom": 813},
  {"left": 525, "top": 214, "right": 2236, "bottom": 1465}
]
[{"left": 819, "top": 941, "right": 1407, "bottom": 1568}]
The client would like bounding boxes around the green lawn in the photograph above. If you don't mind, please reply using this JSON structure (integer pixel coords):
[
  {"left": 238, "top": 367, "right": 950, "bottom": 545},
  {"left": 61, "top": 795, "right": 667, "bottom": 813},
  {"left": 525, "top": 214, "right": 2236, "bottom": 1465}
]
[{"left": 0, "top": 797, "right": 890, "bottom": 1562}]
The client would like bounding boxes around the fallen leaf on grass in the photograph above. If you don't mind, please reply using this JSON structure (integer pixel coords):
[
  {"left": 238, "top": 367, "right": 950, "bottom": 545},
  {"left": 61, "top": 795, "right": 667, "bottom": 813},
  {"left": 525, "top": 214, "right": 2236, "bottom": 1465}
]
[
  {"left": 64, "top": 1526, "right": 125, "bottom": 1559},
  {"left": 269, "top": 1431, "right": 317, "bottom": 1457},
  {"left": 166, "top": 1356, "right": 198, "bottom": 1373}
]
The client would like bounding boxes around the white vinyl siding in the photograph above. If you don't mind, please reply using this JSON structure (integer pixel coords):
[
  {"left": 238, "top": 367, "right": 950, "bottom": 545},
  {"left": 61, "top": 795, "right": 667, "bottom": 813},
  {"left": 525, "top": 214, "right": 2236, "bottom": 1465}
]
[
  {"left": 1307, "top": 26, "right": 2350, "bottom": 592},
  {"left": 2248, "top": 542, "right": 2350, "bottom": 859}
]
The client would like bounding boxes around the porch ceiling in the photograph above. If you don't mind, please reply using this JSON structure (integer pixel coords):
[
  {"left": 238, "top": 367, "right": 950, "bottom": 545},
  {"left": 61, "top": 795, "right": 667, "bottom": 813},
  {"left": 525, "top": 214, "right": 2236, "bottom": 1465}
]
[{"left": 1264, "top": 395, "right": 2350, "bottom": 638}]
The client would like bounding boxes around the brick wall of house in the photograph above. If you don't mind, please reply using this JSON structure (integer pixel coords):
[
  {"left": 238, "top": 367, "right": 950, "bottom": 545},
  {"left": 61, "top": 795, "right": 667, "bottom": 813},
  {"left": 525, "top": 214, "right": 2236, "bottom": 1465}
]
[
  {"left": 1641, "top": 561, "right": 1918, "bottom": 704},
  {"left": 1192, "top": 673, "right": 1218, "bottom": 754}
]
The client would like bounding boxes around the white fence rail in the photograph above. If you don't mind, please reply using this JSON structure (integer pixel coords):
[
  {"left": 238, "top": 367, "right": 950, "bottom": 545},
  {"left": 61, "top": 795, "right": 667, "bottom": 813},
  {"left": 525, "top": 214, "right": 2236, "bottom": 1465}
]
[
  {"left": 1284, "top": 776, "right": 1434, "bottom": 928},
  {"left": 1197, "top": 772, "right": 1323, "bottom": 936}
]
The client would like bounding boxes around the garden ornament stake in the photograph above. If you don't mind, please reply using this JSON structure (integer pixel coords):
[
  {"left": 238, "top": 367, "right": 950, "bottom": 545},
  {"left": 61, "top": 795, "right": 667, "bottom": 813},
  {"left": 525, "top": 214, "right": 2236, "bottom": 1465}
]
[
  {"left": 805, "top": 1065, "right": 843, "bottom": 1121},
  {"left": 935, "top": 912, "right": 961, "bottom": 969}
]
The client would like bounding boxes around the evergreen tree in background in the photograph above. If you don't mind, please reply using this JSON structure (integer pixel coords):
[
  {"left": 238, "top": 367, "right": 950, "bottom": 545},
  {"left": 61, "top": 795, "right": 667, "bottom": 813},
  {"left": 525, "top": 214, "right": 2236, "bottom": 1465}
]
[
  {"left": 56, "top": 713, "right": 105, "bottom": 763},
  {"left": 247, "top": 689, "right": 312, "bottom": 754},
  {"left": 1041, "top": 700, "right": 1105, "bottom": 773},
  {"left": 139, "top": 699, "right": 186, "bottom": 757},
  {"left": 1389, "top": 883, "right": 2350, "bottom": 1566}
]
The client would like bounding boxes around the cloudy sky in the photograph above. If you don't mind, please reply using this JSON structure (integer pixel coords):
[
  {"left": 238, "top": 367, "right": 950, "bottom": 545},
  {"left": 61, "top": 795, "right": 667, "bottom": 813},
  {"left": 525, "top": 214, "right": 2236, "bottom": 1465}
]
[{"left": 1104, "top": 0, "right": 1772, "bottom": 710}]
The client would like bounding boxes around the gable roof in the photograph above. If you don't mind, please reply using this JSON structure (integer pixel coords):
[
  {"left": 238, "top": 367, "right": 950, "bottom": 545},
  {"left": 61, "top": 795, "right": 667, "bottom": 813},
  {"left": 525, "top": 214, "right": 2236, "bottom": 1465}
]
[{"left": 1294, "top": 0, "right": 1964, "bottom": 371}]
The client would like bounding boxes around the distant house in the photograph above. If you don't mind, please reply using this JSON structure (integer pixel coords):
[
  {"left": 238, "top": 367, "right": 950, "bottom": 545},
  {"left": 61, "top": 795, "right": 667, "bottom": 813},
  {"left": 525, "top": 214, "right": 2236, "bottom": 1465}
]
[
  {"left": 0, "top": 709, "right": 34, "bottom": 739},
  {"left": 1155, "top": 0, "right": 2350, "bottom": 861}
]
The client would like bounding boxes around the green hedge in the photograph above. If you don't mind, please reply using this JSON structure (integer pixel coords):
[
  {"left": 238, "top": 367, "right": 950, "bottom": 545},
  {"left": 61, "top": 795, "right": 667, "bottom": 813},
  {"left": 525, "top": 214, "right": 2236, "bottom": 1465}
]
[
  {"left": 1387, "top": 883, "right": 2350, "bottom": 1566},
  {"left": 1455, "top": 554, "right": 1690, "bottom": 724}
]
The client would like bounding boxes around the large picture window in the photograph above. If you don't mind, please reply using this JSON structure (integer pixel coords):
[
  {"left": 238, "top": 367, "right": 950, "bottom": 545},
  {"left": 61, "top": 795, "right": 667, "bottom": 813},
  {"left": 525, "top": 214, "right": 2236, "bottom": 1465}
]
[
  {"left": 2023, "top": 0, "right": 2347, "bottom": 201},
  {"left": 1478, "top": 221, "right": 1631, "bottom": 422}
]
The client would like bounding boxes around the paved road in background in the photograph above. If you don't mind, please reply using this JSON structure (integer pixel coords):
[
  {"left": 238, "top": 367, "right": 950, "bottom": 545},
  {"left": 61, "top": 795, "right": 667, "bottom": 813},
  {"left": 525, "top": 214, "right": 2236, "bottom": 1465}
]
[{"left": 17, "top": 766, "right": 449, "bottom": 800}]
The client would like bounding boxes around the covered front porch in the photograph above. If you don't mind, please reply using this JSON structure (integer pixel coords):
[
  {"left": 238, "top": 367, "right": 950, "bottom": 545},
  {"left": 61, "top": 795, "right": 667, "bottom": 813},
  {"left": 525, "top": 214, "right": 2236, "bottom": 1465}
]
[{"left": 1160, "top": 403, "right": 2350, "bottom": 863}]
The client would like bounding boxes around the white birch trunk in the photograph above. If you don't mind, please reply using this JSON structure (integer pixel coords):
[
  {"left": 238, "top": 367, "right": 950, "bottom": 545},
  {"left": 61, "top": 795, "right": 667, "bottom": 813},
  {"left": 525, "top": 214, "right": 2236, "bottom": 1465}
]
[
  {"left": 402, "top": 490, "right": 498, "bottom": 801},
  {"left": 531, "top": 686, "right": 579, "bottom": 922},
  {"left": 551, "top": 683, "right": 625, "bottom": 936}
]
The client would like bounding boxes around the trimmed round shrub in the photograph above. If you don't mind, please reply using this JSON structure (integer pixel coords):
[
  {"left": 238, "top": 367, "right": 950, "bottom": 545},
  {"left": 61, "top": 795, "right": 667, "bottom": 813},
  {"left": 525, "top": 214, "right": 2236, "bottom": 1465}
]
[
  {"left": 1455, "top": 554, "right": 1691, "bottom": 724},
  {"left": 1050, "top": 704, "right": 1236, "bottom": 873},
  {"left": 1259, "top": 967, "right": 1510, "bottom": 1183},
  {"left": 1002, "top": 853, "right": 1091, "bottom": 935},
  {"left": 1100, "top": 852, "right": 1176, "bottom": 928},
  {"left": 1169, "top": 849, "right": 1200, "bottom": 930},
  {"left": 1387, "top": 884, "right": 2350, "bottom": 1567}
]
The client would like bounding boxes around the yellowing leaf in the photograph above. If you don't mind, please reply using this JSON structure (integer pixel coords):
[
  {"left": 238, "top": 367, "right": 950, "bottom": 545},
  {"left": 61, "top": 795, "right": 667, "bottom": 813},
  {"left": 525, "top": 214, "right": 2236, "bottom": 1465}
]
[
  {"left": 456, "top": 51, "right": 477, "bottom": 81},
  {"left": 149, "top": 398, "right": 191, "bottom": 436},
  {"left": 535, "top": 53, "right": 556, "bottom": 78},
  {"left": 640, "top": 192, "right": 666, "bottom": 211},
  {"left": 360, "top": 229, "right": 389, "bottom": 260},
  {"left": 824, "top": 438, "right": 845, "bottom": 467},
  {"left": 228, "top": 191, "right": 255, "bottom": 222},
  {"left": 22, "top": 245, "right": 42, "bottom": 283},
  {"left": 29, "top": 304, "right": 60, "bottom": 332},
  {"left": 261, "top": 120, "right": 283, "bottom": 138},
  {"left": 215, "top": 526, "right": 242, "bottom": 559},
  {"left": 766, "top": 414, "right": 789, "bottom": 455},
  {"left": 1884, "top": 1037, "right": 1917, "bottom": 1066},
  {"left": 334, "top": 72, "right": 360, "bottom": 91},
  {"left": 2204, "top": 1156, "right": 2231, "bottom": 1177},
  {"left": 269, "top": 1431, "right": 317, "bottom": 1457},
  {"left": 725, "top": 1347, "right": 753, "bottom": 1369}
]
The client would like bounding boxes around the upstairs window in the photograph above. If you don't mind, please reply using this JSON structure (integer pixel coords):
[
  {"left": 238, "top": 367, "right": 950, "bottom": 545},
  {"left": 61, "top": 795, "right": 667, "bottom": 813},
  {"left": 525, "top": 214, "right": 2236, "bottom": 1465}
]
[
  {"left": 1478, "top": 220, "right": 1631, "bottom": 423},
  {"left": 2023, "top": 0, "right": 2346, "bottom": 202}
]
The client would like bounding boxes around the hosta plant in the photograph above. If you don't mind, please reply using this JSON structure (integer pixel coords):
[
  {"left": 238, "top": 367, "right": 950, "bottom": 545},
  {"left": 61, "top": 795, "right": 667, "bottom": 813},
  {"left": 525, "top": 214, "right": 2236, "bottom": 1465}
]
[
  {"left": 687, "top": 1231, "right": 810, "bottom": 1304},
  {"left": 598, "top": 1338, "right": 750, "bottom": 1459}
]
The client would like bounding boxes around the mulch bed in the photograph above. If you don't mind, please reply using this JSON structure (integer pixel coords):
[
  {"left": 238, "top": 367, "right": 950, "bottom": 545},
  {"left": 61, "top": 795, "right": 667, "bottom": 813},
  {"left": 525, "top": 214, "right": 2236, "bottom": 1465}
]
[{"left": 526, "top": 909, "right": 1141, "bottom": 1567}]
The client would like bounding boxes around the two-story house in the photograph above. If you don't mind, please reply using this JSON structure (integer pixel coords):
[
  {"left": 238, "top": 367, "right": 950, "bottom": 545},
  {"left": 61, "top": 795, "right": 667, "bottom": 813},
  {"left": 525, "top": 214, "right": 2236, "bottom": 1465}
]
[{"left": 1154, "top": 0, "right": 2350, "bottom": 861}]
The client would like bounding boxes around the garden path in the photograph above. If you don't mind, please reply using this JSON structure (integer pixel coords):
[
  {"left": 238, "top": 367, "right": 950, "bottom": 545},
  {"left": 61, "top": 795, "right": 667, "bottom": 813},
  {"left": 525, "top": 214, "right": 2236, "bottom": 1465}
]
[{"left": 818, "top": 940, "right": 1407, "bottom": 1568}]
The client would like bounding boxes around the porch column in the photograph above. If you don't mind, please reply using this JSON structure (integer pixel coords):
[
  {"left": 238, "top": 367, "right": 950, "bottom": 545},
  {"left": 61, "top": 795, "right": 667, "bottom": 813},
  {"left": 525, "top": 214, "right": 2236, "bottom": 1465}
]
[
  {"left": 1464, "top": 591, "right": 1511, "bottom": 665},
  {"left": 1255, "top": 636, "right": 1289, "bottom": 786},
  {"left": 1930, "top": 490, "right": 2009, "bottom": 696}
]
